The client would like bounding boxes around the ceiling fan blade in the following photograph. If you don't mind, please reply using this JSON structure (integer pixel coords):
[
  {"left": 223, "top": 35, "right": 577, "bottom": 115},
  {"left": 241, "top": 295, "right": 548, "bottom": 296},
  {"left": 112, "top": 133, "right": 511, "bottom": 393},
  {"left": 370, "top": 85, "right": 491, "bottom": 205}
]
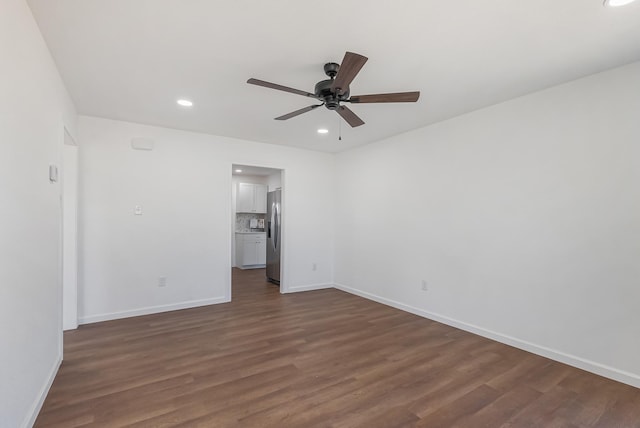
[
  {"left": 349, "top": 91, "right": 420, "bottom": 103},
  {"left": 336, "top": 105, "right": 365, "bottom": 127},
  {"left": 247, "top": 78, "right": 319, "bottom": 99},
  {"left": 331, "top": 52, "right": 368, "bottom": 95},
  {"left": 275, "top": 104, "right": 323, "bottom": 121}
]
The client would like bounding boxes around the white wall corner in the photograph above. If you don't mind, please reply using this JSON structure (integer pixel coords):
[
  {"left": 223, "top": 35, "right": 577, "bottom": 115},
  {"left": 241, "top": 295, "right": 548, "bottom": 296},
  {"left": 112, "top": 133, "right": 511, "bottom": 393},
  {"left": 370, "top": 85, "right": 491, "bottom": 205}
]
[{"left": 22, "top": 354, "right": 62, "bottom": 428}]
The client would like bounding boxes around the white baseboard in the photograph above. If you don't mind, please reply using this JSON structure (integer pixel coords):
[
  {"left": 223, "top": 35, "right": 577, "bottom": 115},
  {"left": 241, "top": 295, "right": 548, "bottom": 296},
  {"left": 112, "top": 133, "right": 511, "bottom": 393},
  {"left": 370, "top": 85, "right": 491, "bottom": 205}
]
[
  {"left": 78, "top": 296, "right": 229, "bottom": 325},
  {"left": 23, "top": 354, "right": 61, "bottom": 428},
  {"left": 287, "top": 283, "right": 334, "bottom": 293},
  {"left": 333, "top": 283, "right": 640, "bottom": 389},
  {"left": 237, "top": 264, "right": 266, "bottom": 270}
]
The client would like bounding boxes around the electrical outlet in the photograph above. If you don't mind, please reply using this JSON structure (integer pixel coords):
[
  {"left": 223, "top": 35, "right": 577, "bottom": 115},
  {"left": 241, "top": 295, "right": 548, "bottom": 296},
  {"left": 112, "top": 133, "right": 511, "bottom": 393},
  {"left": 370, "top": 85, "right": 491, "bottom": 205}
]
[
  {"left": 158, "top": 277, "right": 167, "bottom": 287},
  {"left": 421, "top": 280, "right": 428, "bottom": 291},
  {"left": 312, "top": 263, "right": 317, "bottom": 271}
]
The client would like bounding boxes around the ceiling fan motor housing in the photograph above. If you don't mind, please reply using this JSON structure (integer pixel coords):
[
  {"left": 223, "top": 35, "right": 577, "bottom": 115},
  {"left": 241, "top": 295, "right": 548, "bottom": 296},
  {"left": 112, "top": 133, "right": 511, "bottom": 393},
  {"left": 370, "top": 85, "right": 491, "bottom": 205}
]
[{"left": 315, "top": 67, "right": 350, "bottom": 111}]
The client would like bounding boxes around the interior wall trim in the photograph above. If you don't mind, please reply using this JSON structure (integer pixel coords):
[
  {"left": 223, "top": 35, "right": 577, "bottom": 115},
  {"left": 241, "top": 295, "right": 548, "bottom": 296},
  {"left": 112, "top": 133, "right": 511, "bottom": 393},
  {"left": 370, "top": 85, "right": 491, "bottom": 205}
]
[
  {"left": 78, "top": 296, "right": 229, "bottom": 325},
  {"left": 23, "top": 354, "right": 61, "bottom": 428},
  {"left": 286, "top": 283, "right": 334, "bottom": 293},
  {"left": 333, "top": 283, "right": 640, "bottom": 389}
]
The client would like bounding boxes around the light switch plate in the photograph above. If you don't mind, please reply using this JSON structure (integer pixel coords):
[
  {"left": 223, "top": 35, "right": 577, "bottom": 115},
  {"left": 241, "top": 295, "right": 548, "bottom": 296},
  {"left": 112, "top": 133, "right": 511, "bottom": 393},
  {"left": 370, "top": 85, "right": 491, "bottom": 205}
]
[
  {"left": 49, "top": 164, "right": 58, "bottom": 183},
  {"left": 131, "top": 137, "right": 154, "bottom": 151}
]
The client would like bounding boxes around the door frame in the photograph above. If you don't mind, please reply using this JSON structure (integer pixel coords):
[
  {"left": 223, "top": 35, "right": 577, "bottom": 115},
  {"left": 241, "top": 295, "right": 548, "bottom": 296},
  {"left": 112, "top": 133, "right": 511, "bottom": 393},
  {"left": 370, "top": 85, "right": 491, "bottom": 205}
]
[
  {"left": 61, "top": 128, "right": 79, "bottom": 330},
  {"left": 228, "top": 164, "right": 287, "bottom": 301}
]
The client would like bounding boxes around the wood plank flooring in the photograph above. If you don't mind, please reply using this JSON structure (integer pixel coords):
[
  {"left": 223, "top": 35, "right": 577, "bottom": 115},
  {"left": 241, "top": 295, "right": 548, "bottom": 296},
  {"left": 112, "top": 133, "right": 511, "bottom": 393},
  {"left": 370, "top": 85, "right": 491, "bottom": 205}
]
[{"left": 36, "top": 268, "right": 640, "bottom": 427}]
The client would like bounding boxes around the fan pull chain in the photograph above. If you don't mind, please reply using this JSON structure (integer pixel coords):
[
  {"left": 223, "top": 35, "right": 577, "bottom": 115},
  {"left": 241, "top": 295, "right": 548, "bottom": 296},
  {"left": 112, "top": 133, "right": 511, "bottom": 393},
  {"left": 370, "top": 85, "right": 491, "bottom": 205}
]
[{"left": 338, "top": 117, "right": 342, "bottom": 141}]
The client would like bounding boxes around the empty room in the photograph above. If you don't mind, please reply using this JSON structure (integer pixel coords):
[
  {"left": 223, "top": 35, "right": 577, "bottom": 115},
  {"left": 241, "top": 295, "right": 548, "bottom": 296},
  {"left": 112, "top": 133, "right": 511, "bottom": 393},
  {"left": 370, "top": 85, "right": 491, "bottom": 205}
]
[{"left": 2, "top": 0, "right": 640, "bottom": 427}]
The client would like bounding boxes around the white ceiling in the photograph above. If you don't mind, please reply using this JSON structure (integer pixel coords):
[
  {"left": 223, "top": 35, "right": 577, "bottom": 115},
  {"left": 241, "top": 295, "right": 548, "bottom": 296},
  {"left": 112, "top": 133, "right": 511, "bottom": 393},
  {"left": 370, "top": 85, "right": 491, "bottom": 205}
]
[{"left": 28, "top": 0, "right": 640, "bottom": 153}]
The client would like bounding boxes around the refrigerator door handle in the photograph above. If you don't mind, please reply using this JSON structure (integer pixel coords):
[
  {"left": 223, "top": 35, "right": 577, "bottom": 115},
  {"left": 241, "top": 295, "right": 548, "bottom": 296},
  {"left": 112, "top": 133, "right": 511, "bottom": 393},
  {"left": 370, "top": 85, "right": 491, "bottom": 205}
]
[
  {"left": 274, "top": 203, "right": 279, "bottom": 250},
  {"left": 270, "top": 202, "right": 277, "bottom": 250}
]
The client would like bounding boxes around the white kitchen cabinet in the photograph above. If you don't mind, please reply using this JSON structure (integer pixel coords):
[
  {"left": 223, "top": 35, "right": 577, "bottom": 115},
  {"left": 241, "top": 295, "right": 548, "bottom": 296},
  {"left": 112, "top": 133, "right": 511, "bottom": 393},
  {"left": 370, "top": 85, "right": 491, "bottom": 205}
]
[
  {"left": 235, "top": 233, "right": 266, "bottom": 269},
  {"left": 254, "top": 185, "right": 267, "bottom": 214},
  {"left": 237, "top": 183, "right": 267, "bottom": 213}
]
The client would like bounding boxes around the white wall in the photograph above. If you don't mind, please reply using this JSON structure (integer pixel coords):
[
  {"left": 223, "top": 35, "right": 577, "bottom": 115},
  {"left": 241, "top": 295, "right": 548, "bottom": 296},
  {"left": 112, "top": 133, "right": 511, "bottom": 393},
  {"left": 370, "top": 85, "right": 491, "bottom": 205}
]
[
  {"left": 78, "top": 116, "right": 334, "bottom": 323},
  {"left": 0, "top": 0, "right": 77, "bottom": 426},
  {"left": 62, "top": 135, "right": 79, "bottom": 330},
  {"left": 267, "top": 171, "right": 282, "bottom": 191},
  {"left": 334, "top": 61, "right": 640, "bottom": 388}
]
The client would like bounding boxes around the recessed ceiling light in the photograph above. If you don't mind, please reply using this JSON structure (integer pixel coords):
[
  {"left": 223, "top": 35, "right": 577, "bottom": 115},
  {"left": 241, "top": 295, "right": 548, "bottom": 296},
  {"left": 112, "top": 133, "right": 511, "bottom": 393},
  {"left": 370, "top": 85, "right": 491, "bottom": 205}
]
[
  {"left": 604, "top": 0, "right": 637, "bottom": 6},
  {"left": 177, "top": 99, "right": 193, "bottom": 107},
  {"left": 235, "top": 169, "right": 242, "bottom": 173},
  {"left": 317, "top": 128, "right": 329, "bottom": 134}
]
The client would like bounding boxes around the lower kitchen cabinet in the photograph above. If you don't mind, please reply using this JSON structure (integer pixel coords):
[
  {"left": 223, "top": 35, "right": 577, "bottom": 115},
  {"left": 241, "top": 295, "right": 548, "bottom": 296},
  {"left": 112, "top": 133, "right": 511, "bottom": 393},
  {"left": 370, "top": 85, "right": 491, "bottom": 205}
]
[{"left": 235, "top": 233, "right": 266, "bottom": 269}]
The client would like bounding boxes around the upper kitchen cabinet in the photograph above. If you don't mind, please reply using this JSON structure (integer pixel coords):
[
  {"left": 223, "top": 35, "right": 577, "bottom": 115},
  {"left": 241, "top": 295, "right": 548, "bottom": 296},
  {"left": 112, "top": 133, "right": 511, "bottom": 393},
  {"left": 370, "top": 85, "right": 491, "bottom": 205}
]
[{"left": 237, "top": 183, "right": 268, "bottom": 213}]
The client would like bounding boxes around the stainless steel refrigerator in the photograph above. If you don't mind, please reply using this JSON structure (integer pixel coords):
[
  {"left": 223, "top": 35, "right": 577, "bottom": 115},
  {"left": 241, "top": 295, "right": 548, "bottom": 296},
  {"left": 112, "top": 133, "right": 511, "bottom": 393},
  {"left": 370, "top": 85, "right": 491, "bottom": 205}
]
[{"left": 266, "top": 189, "right": 281, "bottom": 284}]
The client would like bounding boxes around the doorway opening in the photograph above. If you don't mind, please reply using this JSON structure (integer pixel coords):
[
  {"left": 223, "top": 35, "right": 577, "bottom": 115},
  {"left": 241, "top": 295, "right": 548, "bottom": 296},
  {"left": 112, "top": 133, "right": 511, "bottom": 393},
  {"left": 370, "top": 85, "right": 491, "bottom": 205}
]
[{"left": 231, "top": 164, "right": 284, "bottom": 300}]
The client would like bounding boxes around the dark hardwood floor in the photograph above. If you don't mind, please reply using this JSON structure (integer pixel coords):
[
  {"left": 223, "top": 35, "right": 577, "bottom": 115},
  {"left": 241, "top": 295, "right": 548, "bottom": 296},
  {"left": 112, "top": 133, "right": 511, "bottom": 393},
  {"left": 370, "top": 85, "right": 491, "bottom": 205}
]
[{"left": 36, "top": 268, "right": 640, "bottom": 427}]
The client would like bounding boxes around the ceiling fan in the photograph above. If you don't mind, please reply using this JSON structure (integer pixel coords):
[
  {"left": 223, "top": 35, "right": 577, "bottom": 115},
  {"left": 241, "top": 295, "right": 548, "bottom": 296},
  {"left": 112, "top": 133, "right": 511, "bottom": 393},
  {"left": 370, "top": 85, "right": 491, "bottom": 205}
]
[{"left": 247, "top": 52, "right": 420, "bottom": 128}]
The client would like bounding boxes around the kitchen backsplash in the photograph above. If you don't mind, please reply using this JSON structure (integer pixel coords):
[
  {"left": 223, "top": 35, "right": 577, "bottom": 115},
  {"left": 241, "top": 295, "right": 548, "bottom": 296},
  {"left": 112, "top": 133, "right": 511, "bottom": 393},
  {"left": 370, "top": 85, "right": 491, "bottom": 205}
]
[{"left": 236, "top": 213, "right": 266, "bottom": 232}]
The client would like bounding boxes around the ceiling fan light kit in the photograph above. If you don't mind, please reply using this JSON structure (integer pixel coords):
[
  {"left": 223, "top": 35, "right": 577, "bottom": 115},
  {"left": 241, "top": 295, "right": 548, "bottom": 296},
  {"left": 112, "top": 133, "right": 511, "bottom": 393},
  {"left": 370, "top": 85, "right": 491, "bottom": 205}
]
[{"left": 247, "top": 51, "right": 420, "bottom": 128}]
